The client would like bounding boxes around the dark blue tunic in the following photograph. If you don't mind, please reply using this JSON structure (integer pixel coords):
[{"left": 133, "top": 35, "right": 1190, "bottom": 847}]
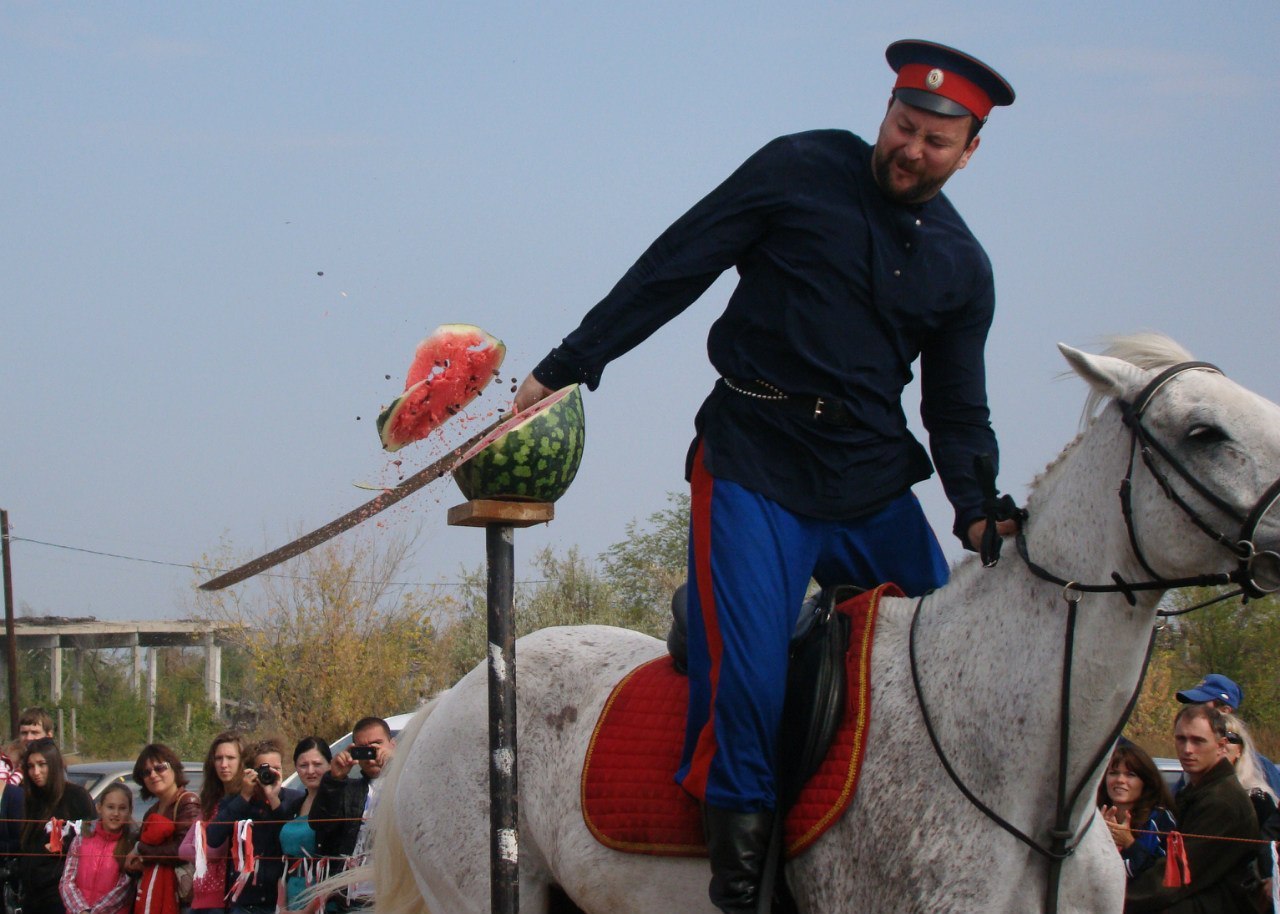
[{"left": 533, "top": 129, "right": 999, "bottom": 545}]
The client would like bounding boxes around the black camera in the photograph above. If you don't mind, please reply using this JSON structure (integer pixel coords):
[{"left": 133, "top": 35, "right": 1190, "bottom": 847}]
[
  {"left": 255, "top": 763, "right": 279, "bottom": 786},
  {"left": 349, "top": 746, "right": 377, "bottom": 761}
]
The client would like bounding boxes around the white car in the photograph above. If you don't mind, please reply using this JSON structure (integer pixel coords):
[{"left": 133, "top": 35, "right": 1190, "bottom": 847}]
[
  {"left": 66, "top": 760, "right": 204, "bottom": 816},
  {"left": 281, "top": 711, "right": 418, "bottom": 790}
]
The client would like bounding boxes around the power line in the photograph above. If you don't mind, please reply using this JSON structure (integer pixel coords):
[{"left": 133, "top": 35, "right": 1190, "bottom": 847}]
[{"left": 4, "top": 535, "right": 548, "bottom": 588}]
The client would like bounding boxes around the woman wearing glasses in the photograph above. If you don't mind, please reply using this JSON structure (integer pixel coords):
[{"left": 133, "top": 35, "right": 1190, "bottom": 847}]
[{"left": 125, "top": 744, "right": 199, "bottom": 914}]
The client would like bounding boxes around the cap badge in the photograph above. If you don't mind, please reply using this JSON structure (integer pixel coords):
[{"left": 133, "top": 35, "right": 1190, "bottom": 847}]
[{"left": 926, "top": 68, "right": 945, "bottom": 90}]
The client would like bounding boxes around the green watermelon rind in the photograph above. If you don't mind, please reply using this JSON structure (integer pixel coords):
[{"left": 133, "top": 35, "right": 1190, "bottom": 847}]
[
  {"left": 376, "top": 378, "right": 430, "bottom": 453},
  {"left": 453, "top": 385, "right": 586, "bottom": 503}
]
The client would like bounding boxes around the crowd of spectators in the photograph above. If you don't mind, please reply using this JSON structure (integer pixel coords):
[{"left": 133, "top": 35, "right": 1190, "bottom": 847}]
[
  {"left": 8, "top": 669, "right": 1280, "bottom": 912},
  {"left": 0, "top": 707, "right": 396, "bottom": 914},
  {"left": 1105, "top": 673, "right": 1280, "bottom": 913}
]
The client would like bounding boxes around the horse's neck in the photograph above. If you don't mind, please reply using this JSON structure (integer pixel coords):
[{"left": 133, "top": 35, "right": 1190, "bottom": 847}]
[{"left": 915, "top": 416, "right": 1158, "bottom": 825}]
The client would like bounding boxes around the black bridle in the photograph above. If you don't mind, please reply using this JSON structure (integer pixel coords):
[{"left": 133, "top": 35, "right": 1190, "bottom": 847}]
[
  {"left": 1013, "top": 361, "right": 1280, "bottom": 604},
  {"left": 912, "top": 360, "right": 1280, "bottom": 913}
]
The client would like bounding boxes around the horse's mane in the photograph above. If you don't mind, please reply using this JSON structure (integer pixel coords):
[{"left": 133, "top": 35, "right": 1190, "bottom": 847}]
[
  {"left": 1078, "top": 331, "right": 1195, "bottom": 422},
  {"left": 1027, "top": 332, "right": 1195, "bottom": 494}
]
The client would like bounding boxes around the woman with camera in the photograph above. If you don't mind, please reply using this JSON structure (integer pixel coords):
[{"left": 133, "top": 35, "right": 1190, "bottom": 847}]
[{"left": 207, "top": 738, "right": 303, "bottom": 914}]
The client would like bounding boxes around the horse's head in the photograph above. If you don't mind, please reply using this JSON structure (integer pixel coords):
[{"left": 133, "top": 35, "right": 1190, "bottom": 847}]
[{"left": 1059, "top": 336, "right": 1280, "bottom": 596}]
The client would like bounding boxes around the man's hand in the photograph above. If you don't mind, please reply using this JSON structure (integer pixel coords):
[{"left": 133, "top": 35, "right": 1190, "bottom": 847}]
[
  {"left": 330, "top": 751, "right": 355, "bottom": 780},
  {"left": 967, "top": 518, "right": 1018, "bottom": 553},
  {"left": 513, "top": 374, "right": 554, "bottom": 413}
]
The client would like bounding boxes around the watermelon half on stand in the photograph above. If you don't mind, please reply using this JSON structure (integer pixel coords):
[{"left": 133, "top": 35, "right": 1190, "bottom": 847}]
[
  {"left": 453, "top": 384, "right": 586, "bottom": 503},
  {"left": 377, "top": 324, "right": 506, "bottom": 452}
]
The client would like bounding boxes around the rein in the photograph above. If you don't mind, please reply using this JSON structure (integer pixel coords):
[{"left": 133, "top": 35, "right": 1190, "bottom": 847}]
[
  {"left": 912, "top": 360, "right": 1280, "bottom": 914},
  {"left": 910, "top": 589, "right": 1153, "bottom": 914}
]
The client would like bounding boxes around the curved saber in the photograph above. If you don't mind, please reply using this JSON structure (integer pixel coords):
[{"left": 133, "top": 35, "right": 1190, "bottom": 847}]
[{"left": 198, "top": 415, "right": 503, "bottom": 591}]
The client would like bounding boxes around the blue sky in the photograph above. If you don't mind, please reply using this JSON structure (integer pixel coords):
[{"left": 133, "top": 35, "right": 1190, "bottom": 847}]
[{"left": 3, "top": 2, "right": 1277, "bottom": 620}]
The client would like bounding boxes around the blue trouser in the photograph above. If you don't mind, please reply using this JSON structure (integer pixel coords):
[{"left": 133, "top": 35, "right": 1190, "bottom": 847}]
[{"left": 675, "top": 446, "right": 949, "bottom": 811}]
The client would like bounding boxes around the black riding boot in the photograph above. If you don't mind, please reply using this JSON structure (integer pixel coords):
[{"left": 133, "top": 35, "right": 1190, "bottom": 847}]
[{"left": 703, "top": 804, "right": 775, "bottom": 913}]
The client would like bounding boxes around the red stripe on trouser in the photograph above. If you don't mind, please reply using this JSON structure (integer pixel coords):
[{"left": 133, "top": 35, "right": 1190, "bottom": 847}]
[{"left": 680, "top": 441, "right": 720, "bottom": 801}]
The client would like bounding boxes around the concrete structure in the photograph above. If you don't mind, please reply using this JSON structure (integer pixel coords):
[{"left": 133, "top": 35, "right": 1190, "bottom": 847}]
[{"left": 4, "top": 617, "right": 235, "bottom": 712}]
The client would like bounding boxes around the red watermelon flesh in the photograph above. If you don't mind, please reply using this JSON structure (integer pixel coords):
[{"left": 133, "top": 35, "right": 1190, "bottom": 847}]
[{"left": 377, "top": 324, "right": 506, "bottom": 452}]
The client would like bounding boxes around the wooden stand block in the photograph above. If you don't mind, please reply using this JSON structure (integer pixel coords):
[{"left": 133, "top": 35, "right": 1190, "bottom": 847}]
[{"left": 447, "top": 499, "right": 554, "bottom": 529}]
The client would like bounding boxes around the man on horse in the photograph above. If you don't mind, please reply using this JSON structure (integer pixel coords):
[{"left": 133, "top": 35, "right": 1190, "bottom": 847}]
[{"left": 514, "top": 38, "right": 1018, "bottom": 912}]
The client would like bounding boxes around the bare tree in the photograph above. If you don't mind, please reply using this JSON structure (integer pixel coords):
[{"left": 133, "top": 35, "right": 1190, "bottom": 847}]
[{"left": 194, "top": 527, "right": 458, "bottom": 741}]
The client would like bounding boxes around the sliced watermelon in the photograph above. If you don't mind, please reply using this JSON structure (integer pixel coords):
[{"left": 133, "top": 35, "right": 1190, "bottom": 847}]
[
  {"left": 377, "top": 324, "right": 506, "bottom": 452},
  {"left": 453, "top": 384, "right": 585, "bottom": 503}
]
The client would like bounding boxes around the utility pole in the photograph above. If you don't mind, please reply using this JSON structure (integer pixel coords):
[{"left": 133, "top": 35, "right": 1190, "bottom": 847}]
[{"left": 2, "top": 510, "right": 18, "bottom": 738}]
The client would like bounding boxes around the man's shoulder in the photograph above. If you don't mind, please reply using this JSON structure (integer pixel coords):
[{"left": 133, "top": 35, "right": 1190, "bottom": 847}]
[
  {"left": 764, "top": 129, "right": 870, "bottom": 161},
  {"left": 1181, "top": 761, "right": 1257, "bottom": 828}
]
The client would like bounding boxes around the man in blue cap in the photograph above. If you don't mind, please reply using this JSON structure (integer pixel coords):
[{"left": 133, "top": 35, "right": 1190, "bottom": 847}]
[
  {"left": 1176, "top": 673, "right": 1280, "bottom": 796},
  {"left": 515, "top": 39, "right": 1017, "bottom": 911}
]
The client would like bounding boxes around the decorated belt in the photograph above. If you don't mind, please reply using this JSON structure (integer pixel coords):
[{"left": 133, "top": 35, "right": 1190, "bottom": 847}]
[{"left": 719, "top": 378, "right": 858, "bottom": 428}]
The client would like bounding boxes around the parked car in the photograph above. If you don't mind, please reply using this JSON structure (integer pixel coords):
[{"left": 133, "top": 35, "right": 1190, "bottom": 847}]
[
  {"left": 1155, "top": 757, "right": 1183, "bottom": 792},
  {"left": 281, "top": 711, "right": 418, "bottom": 790},
  {"left": 66, "top": 760, "right": 204, "bottom": 816}
]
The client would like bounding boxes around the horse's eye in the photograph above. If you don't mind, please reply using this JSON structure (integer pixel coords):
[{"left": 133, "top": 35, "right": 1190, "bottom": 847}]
[{"left": 1187, "top": 424, "right": 1229, "bottom": 444}]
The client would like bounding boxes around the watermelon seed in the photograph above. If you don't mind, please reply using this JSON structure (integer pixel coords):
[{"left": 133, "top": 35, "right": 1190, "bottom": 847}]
[
  {"left": 510, "top": 385, "right": 517, "bottom": 393},
  {"left": 385, "top": 374, "right": 391, "bottom": 380},
  {"left": 317, "top": 271, "right": 324, "bottom": 276}
]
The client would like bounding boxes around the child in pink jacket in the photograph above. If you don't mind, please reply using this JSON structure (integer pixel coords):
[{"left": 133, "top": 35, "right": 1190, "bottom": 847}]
[{"left": 60, "top": 782, "right": 136, "bottom": 914}]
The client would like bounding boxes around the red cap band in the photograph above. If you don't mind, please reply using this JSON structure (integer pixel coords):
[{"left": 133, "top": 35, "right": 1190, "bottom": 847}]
[{"left": 894, "top": 62, "right": 992, "bottom": 120}]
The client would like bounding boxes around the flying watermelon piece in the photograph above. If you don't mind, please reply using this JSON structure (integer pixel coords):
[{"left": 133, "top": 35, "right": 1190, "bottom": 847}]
[
  {"left": 453, "top": 384, "right": 585, "bottom": 503},
  {"left": 377, "top": 324, "right": 507, "bottom": 452}
]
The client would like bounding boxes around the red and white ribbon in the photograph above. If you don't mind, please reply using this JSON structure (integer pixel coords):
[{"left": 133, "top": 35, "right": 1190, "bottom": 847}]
[
  {"left": 228, "top": 818, "right": 258, "bottom": 901},
  {"left": 193, "top": 820, "right": 208, "bottom": 880},
  {"left": 44, "top": 817, "right": 82, "bottom": 853}
]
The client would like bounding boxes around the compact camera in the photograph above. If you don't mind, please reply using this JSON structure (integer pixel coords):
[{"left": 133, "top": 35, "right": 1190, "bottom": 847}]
[
  {"left": 255, "top": 763, "right": 279, "bottom": 786},
  {"left": 349, "top": 746, "right": 377, "bottom": 761}
]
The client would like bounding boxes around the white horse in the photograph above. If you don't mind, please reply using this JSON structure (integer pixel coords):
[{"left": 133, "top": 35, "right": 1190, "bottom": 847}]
[{"left": 353, "top": 335, "right": 1280, "bottom": 913}]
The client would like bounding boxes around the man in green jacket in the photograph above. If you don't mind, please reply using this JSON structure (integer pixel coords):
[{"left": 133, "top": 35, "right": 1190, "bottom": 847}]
[{"left": 1126, "top": 704, "right": 1260, "bottom": 913}]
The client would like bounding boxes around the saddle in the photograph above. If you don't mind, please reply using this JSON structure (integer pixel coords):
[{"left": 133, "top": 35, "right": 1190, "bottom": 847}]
[
  {"left": 666, "top": 583, "right": 860, "bottom": 808},
  {"left": 581, "top": 583, "right": 898, "bottom": 860}
]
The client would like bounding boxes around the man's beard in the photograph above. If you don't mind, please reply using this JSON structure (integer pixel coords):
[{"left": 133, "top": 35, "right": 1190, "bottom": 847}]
[{"left": 871, "top": 148, "right": 951, "bottom": 206}]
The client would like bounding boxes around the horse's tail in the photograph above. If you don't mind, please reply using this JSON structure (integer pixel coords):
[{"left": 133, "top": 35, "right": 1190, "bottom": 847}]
[{"left": 306, "top": 696, "right": 441, "bottom": 914}]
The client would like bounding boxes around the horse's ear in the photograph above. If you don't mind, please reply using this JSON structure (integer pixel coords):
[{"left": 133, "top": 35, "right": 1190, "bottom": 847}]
[{"left": 1057, "top": 343, "right": 1153, "bottom": 401}]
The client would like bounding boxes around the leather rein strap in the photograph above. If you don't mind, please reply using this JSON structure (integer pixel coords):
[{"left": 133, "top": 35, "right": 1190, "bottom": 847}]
[
  {"left": 909, "top": 591, "right": 1152, "bottom": 907},
  {"left": 911, "top": 359, "right": 1280, "bottom": 913}
]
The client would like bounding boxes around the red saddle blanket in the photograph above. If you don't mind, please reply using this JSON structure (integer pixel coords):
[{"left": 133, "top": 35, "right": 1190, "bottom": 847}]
[{"left": 580, "top": 583, "right": 898, "bottom": 858}]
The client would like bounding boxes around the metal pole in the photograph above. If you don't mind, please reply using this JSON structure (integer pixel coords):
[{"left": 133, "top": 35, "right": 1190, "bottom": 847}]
[
  {"left": 1, "top": 510, "right": 17, "bottom": 738},
  {"left": 486, "top": 523, "right": 519, "bottom": 914},
  {"left": 448, "top": 498, "right": 550, "bottom": 914}
]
